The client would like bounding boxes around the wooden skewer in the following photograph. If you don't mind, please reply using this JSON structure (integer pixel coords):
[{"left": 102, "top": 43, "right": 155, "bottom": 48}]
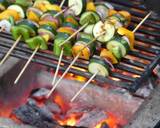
[
  {"left": 133, "top": 11, "right": 152, "bottom": 33},
  {"left": 60, "top": 0, "right": 66, "bottom": 8},
  {"left": 50, "top": 48, "right": 64, "bottom": 87},
  {"left": 0, "top": 35, "right": 22, "bottom": 66},
  {"left": 14, "top": 46, "right": 39, "bottom": 84},
  {"left": 70, "top": 11, "right": 153, "bottom": 102},
  {"left": 47, "top": 31, "right": 105, "bottom": 98},
  {"left": 71, "top": 70, "right": 99, "bottom": 102},
  {"left": 59, "top": 23, "right": 89, "bottom": 47},
  {"left": 54, "top": 4, "right": 75, "bottom": 18}
]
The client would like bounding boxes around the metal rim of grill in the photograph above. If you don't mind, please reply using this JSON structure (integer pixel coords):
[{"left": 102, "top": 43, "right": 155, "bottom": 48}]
[{"left": 0, "top": 0, "right": 159, "bottom": 93}]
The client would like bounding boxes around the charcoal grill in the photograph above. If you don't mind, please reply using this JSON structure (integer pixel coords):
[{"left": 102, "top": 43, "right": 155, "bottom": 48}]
[{"left": 0, "top": 0, "right": 159, "bottom": 93}]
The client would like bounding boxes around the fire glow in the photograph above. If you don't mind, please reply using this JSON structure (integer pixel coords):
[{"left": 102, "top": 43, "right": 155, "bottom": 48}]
[
  {"left": 0, "top": 66, "right": 139, "bottom": 128},
  {"left": 52, "top": 92, "right": 121, "bottom": 128}
]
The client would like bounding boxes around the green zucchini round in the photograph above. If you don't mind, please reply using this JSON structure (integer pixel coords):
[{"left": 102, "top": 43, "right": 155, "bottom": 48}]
[
  {"left": 39, "top": 24, "right": 57, "bottom": 35},
  {"left": 17, "top": 19, "right": 38, "bottom": 36},
  {"left": 84, "top": 24, "right": 95, "bottom": 35},
  {"left": 76, "top": 38, "right": 95, "bottom": 54},
  {"left": 88, "top": 57, "right": 110, "bottom": 77},
  {"left": 106, "top": 36, "right": 130, "bottom": 59},
  {"left": 93, "top": 21, "right": 115, "bottom": 43},
  {"left": 68, "top": 0, "right": 86, "bottom": 16},
  {"left": 80, "top": 11, "right": 100, "bottom": 25}
]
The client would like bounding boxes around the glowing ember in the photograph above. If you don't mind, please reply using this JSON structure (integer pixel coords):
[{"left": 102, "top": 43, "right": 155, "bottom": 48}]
[
  {"left": 53, "top": 93, "right": 70, "bottom": 113},
  {"left": 58, "top": 113, "right": 82, "bottom": 126},
  {"left": 72, "top": 66, "right": 87, "bottom": 72},
  {"left": 74, "top": 75, "right": 87, "bottom": 82},
  {"left": 110, "top": 77, "right": 120, "bottom": 81},
  {"left": 95, "top": 114, "right": 119, "bottom": 128}
]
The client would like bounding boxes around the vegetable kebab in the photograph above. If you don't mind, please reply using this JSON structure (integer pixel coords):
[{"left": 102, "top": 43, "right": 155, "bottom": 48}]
[
  {"left": 50, "top": 0, "right": 114, "bottom": 87},
  {"left": 14, "top": 0, "right": 73, "bottom": 84},
  {"left": 47, "top": 0, "right": 111, "bottom": 97},
  {"left": 50, "top": 14, "right": 79, "bottom": 89},
  {"left": 0, "top": 4, "right": 28, "bottom": 65},
  {"left": 47, "top": 5, "right": 132, "bottom": 97},
  {"left": 71, "top": 12, "right": 152, "bottom": 102},
  {"left": 0, "top": 0, "right": 69, "bottom": 66}
]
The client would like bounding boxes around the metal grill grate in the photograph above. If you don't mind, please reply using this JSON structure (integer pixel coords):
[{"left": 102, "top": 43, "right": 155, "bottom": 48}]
[{"left": 0, "top": 0, "right": 159, "bottom": 93}]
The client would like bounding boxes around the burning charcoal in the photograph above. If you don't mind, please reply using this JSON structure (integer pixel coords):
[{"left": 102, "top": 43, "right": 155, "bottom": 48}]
[
  {"left": 14, "top": 101, "right": 85, "bottom": 128},
  {"left": 14, "top": 102, "right": 63, "bottom": 128},
  {"left": 37, "top": 71, "right": 144, "bottom": 123},
  {"left": 45, "top": 100, "right": 61, "bottom": 114},
  {"left": 41, "top": 106, "right": 54, "bottom": 118},
  {"left": 76, "top": 109, "right": 108, "bottom": 128},
  {"left": 31, "top": 88, "right": 50, "bottom": 100},
  {"left": 27, "top": 98, "right": 37, "bottom": 105},
  {"left": 101, "top": 123, "right": 109, "bottom": 128}
]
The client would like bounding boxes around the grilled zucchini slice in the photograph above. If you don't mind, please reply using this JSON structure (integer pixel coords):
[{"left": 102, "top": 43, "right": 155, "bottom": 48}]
[
  {"left": 106, "top": 36, "right": 130, "bottom": 59},
  {"left": 93, "top": 21, "right": 115, "bottom": 43},
  {"left": 88, "top": 57, "right": 110, "bottom": 77},
  {"left": 68, "top": 0, "right": 86, "bottom": 16}
]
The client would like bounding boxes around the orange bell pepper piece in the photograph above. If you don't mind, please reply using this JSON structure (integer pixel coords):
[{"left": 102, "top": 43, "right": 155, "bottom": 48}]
[
  {"left": 72, "top": 43, "right": 90, "bottom": 60},
  {"left": 108, "top": 9, "right": 118, "bottom": 16},
  {"left": 86, "top": 2, "right": 96, "bottom": 11},
  {"left": 27, "top": 11, "right": 40, "bottom": 23},
  {"left": 100, "top": 49, "right": 118, "bottom": 64},
  {"left": 0, "top": 9, "right": 20, "bottom": 21},
  {"left": 117, "top": 27, "right": 135, "bottom": 50}
]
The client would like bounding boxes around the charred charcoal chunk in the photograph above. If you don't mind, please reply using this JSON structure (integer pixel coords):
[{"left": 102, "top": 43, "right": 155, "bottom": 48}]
[
  {"left": 14, "top": 102, "right": 62, "bottom": 128},
  {"left": 31, "top": 88, "right": 50, "bottom": 101}
]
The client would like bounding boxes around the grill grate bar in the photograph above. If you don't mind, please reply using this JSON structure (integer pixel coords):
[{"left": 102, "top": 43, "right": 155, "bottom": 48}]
[
  {"left": 132, "top": 17, "right": 160, "bottom": 29},
  {"left": 114, "top": 64, "right": 143, "bottom": 75},
  {"left": 105, "top": 0, "right": 146, "bottom": 11},
  {"left": 128, "top": 51, "right": 155, "bottom": 61},
  {"left": 122, "top": 58, "right": 146, "bottom": 68},
  {"left": 129, "top": 26, "right": 160, "bottom": 37},
  {"left": 111, "top": 73, "right": 136, "bottom": 82},
  {"left": 135, "top": 45, "right": 160, "bottom": 54},
  {"left": 130, "top": 54, "right": 160, "bottom": 92},
  {"left": 135, "top": 36, "right": 160, "bottom": 47}
]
